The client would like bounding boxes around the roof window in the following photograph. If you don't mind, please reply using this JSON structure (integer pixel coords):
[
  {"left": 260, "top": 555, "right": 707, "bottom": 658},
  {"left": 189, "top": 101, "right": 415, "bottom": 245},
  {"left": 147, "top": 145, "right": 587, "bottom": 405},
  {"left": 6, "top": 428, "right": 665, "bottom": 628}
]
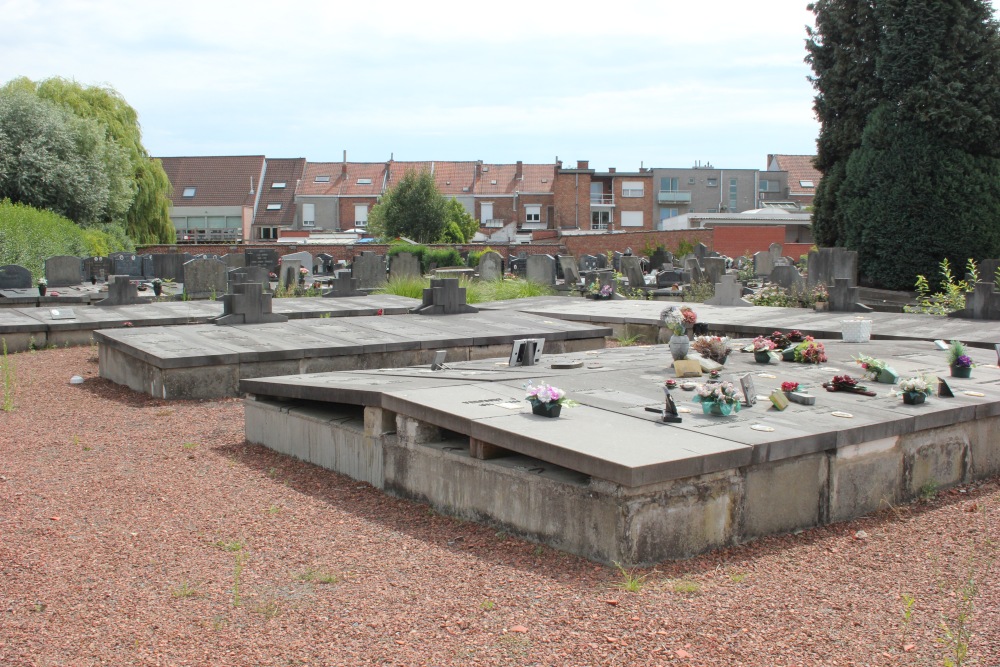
[
  {"left": 357, "top": 178, "right": 372, "bottom": 185},
  {"left": 182, "top": 187, "right": 196, "bottom": 198},
  {"left": 314, "top": 175, "right": 331, "bottom": 183},
  {"left": 272, "top": 182, "right": 286, "bottom": 189},
  {"left": 799, "top": 180, "right": 815, "bottom": 188},
  {"left": 266, "top": 203, "right": 282, "bottom": 210}
]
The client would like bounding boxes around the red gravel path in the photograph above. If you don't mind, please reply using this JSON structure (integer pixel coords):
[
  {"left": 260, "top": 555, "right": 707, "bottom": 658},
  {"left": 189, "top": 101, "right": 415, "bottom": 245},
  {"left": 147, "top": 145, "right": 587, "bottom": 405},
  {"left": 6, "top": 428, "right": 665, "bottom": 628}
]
[{"left": 1, "top": 346, "right": 998, "bottom": 666}]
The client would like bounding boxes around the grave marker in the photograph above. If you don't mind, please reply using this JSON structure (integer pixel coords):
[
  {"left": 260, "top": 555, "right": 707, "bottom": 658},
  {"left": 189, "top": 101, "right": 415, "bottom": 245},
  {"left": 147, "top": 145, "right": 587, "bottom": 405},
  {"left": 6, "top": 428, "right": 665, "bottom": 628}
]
[
  {"left": 183, "top": 258, "right": 227, "bottom": 299},
  {"left": 477, "top": 251, "right": 503, "bottom": 281},
  {"left": 0, "top": 264, "right": 32, "bottom": 289},
  {"left": 44, "top": 256, "right": 83, "bottom": 287}
]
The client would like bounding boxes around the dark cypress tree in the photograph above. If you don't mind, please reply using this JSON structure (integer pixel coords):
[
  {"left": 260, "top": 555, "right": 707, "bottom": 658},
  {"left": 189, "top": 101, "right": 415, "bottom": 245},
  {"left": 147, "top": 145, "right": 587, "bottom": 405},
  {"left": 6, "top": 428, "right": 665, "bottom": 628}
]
[{"left": 810, "top": 0, "right": 1000, "bottom": 288}]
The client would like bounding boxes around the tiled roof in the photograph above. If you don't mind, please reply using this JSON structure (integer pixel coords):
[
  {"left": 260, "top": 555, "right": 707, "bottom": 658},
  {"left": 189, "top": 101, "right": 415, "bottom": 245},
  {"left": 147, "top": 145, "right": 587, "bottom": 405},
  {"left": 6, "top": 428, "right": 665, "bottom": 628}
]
[
  {"left": 769, "top": 155, "right": 821, "bottom": 194},
  {"left": 388, "top": 161, "right": 476, "bottom": 196},
  {"left": 159, "top": 156, "right": 265, "bottom": 207},
  {"left": 253, "top": 158, "right": 306, "bottom": 226},
  {"left": 298, "top": 162, "right": 387, "bottom": 197},
  {"left": 475, "top": 163, "right": 556, "bottom": 195}
]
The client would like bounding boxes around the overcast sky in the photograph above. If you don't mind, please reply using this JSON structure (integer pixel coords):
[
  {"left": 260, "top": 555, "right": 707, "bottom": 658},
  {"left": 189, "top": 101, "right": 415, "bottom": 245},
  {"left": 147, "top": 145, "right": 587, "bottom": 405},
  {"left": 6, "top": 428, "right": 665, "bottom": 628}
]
[{"left": 4, "top": 1, "right": 992, "bottom": 171}]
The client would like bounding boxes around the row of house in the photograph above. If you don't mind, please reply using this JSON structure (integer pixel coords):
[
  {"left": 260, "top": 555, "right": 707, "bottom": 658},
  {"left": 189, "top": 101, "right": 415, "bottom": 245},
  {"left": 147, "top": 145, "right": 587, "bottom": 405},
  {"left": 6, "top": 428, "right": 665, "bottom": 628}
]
[{"left": 158, "top": 154, "right": 820, "bottom": 246}]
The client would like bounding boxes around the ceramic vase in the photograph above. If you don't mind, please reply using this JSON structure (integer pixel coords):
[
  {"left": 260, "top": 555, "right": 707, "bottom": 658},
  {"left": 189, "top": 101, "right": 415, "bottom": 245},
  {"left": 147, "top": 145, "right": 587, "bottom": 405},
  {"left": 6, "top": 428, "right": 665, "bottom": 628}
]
[{"left": 669, "top": 334, "right": 689, "bottom": 361}]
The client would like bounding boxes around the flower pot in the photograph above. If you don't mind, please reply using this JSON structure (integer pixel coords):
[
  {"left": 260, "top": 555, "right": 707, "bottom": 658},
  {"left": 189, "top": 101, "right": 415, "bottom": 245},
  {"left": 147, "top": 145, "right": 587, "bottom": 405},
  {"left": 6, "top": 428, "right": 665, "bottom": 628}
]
[
  {"left": 90, "top": 276, "right": 97, "bottom": 285},
  {"left": 902, "top": 392, "right": 926, "bottom": 405},
  {"left": 814, "top": 301, "right": 829, "bottom": 312},
  {"left": 531, "top": 401, "right": 561, "bottom": 418},
  {"left": 876, "top": 367, "right": 899, "bottom": 384},
  {"left": 950, "top": 365, "right": 972, "bottom": 379},
  {"left": 38, "top": 284, "right": 46, "bottom": 296},
  {"left": 153, "top": 283, "right": 162, "bottom": 297},
  {"left": 781, "top": 347, "right": 797, "bottom": 362},
  {"left": 701, "top": 400, "right": 740, "bottom": 416},
  {"left": 841, "top": 319, "right": 872, "bottom": 343},
  {"left": 754, "top": 350, "right": 772, "bottom": 363},
  {"left": 669, "top": 334, "right": 689, "bottom": 361}
]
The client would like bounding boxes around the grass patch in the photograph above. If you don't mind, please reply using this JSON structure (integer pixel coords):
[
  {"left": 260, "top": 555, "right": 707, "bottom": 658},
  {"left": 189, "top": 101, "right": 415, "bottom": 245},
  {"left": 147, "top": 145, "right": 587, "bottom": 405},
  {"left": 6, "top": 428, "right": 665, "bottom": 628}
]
[
  {"left": 295, "top": 567, "right": 339, "bottom": 585},
  {"left": 463, "top": 278, "right": 554, "bottom": 303},
  {"left": 672, "top": 579, "right": 701, "bottom": 594},
  {"left": 614, "top": 562, "right": 648, "bottom": 593},
  {"left": 376, "top": 276, "right": 428, "bottom": 299},
  {"left": 215, "top": 539, "right": 244, "bottom": 552},
  {"left": 182, "top": 442, "right": 199, "bottom": 450},
  {"left": 171, "top": 581, "right": 200, "bottom": 599},
  {"left": 919, "top": 480, "right": 940, "bottom": 502}
]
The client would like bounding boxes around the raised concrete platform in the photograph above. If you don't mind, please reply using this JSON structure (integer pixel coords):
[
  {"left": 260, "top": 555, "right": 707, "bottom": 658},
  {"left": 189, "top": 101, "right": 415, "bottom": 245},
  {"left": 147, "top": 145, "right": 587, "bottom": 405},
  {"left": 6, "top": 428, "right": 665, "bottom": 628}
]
[
  {"left": 96, "top": 312, "right": 611, "bottom": 399},
  {"left": 242, "top": 339, "right": 1000, "bottom": 564}
]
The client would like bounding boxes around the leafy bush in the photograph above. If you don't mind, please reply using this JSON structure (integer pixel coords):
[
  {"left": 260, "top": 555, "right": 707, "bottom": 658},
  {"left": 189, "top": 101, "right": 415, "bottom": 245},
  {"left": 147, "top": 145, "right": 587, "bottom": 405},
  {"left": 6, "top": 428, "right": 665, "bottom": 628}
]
[
  {"left": 425, "top": 247, "right": 462, "bottom": 270},
  {"left": 748, "top": 284, "right": 819, "bottom": 308},
  {"left": 467, "top": 247, "right": 496, "bottom": 268},
  {"left": 0, "top": 199, "right": 132, "bottom": 279},
  {"left": 903, "top": 258, "right": 978, "bottom": 316}
]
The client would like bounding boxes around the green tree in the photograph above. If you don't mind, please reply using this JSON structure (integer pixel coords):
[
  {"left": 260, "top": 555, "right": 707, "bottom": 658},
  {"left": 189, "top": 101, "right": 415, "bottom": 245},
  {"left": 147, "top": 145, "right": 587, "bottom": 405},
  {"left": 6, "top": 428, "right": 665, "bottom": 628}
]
[
  {"left": 807, "top": 0, "right": 1000, "bottom": 288},
  {"left": 442, "top": 198, "right": 478, "bottom": 243},
  {"left": 2, "top": 77, "right": 175, "bottom": 244},
  {"left": 367, "top": 170, "right": 447, "bottom": 243},
  {"left": 0, "top": 89, "right": 132, "bottom": 224}
]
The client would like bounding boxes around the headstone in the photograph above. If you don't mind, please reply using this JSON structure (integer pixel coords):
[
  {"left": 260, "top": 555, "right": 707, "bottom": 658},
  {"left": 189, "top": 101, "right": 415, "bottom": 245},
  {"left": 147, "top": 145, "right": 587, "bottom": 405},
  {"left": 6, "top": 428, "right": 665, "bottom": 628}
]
[
  {"left": 768, "top": 243, "right": 783, "bottom": 264},
  {"left": 705, "top": 274, "right": 753, "bottom": 307},
  {"left": 509, "top": 253, "right": 528, "bottom": 277},
  {"left": 110, "top": 252, "right": 143, "bottom": 277},
  {"left": 649, "top": 249, "right": 673, "bottom": 272},
  {"left": 583, "top": 270, "right": 617, "bottom": 294},
  {"left": 558, "top": 255, "right": 581, "bottom": 286},
  {"left": 282, "top": 251, "right": 314, "bottom": 286},
  {"left": 526, "top": 255, "right": 557, "bottom": 286},
  {"left": 227, "top": 268, "right": 249, "bottom": 293},
  {"left": 0, "top": 264, "right": 32, "bottom": 289},
  {"left": 151, "top": 253, "right": 190, "bottom": 282},
  {"left": 221, "top": 254, "right": 246, "bottom": 269},
  {"left": 620, "top": 256, "right": 646, "bottom": 289},
  {"left": 684, "top": 257, "right": 705, "bottom": 284},
  {"left": 94, "top": 275, "right": 140, "bottom": 306},
  {"left": 578, "top": 254, "right": 599, "bottom": 272},
  {"left": 769, "top": 265, "right": 805, "bottom": 291},
  {"left": 352, "top": 252, "right": 387, "bottom": 289},
  {"left": 828, "top": 278, "right": 873, "bottom": 313},
  {"left": 703, "top": 257, "right": 726, "bottom": 286},
  {"left": 83, "top": 256, "right": 113, "bottom": 282},
  {"left": 753, "top": 251, "right": 774, "bottom": 277},
  {"left": 315, "top": 253, "right": 335, "bottom": 274},
  {"left": 141, "top": 254, "right": 154, "bottom": 278},
  {"left": 595, "top": 253, "right": 608, "bottom": 270},
  {"left": 183, "top": 257, "right": 227, "bottom": 299},
  {"left": 245, "top": 248, "right": 280, "bottom": 276},
  {"left": 433, "top": 267, "right": 475, "bottom": 280},
  {"left": 477, "top": 251, "right": 503, "bottom": 281},
  {"left": 655, "top": 268, "right": 689, "bottom": 288},
  {"left": 245, "top": 266, "right": 271, "bottom": 292},
  {"left": 410, "top": 278, "right": 479, "bottom": 315},
  {"left": 389, "top": 252, "right": 422, "bottom": 280},
  {"left": 213, "top": 282, "right": 288, "bottom": 325},
  {"left": 693, "top": 243, "right": 711, "bottom": 264},
  {"left": 612, "top": 251, "right": 623, "bottom": 272},
  {"left": 279, "top": 259, "right": 303, "bottom": 290},
  {"left": 44, "top": 256, "right": 83, "bottom": 287},
  {"left": 808, "top": 247, "right": 859, "bottom": 287},
  {"left": 948, "top": 281, "right": 1000, "bottom": 320},
  {"left": 980, "top": 258, "right": 1000, "bottom": 285},
  {"left": 322, "top": 273, "right": 365, "bottom": 297}
]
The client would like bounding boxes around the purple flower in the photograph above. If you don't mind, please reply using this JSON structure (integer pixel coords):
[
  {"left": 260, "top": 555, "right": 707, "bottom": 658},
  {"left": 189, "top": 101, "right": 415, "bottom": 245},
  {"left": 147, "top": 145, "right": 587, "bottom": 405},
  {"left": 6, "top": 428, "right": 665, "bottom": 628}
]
[{"left": 955, "top": 354, "right": 973, "bottom": 368}]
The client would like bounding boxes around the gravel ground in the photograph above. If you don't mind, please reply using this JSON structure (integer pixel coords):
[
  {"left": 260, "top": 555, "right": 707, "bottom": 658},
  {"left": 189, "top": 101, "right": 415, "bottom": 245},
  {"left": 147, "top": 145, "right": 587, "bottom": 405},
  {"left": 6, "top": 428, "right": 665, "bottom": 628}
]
[{"left": 1, "top": 346, "right": 998, "bottom": 666}]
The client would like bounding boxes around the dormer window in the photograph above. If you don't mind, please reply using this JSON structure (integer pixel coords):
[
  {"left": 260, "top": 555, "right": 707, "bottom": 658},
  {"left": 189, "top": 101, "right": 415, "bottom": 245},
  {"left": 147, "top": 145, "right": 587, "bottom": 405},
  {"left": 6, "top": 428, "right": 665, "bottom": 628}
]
[
  {"left": 182, "top": 187, "right": 196, "bottom": 197},
  {"left": 272, "top": 182, "right": 286, "bottom": 189},
  {"left": 266, "top": 203, "right": 282, "bottom": 210}
]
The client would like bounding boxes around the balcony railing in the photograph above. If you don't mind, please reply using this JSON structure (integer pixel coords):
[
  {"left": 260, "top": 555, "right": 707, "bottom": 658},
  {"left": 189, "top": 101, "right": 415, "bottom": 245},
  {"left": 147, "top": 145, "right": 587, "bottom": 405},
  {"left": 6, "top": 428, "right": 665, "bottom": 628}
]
[
  {"left": 658, "top": 190, "right": 692, "bottom": 203},
  {"left": 590, "top": 195, "right": 615, "bottom": 206},
  {"left": 483, "top": 218, "right": 505, "bottom": 228}
]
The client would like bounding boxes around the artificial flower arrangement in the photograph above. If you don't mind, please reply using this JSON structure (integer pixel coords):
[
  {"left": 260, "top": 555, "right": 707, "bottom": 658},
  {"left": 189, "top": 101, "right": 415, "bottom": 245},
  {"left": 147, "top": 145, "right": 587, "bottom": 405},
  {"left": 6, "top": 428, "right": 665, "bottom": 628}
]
[
  {"left": 792, "top": 336, "right": 828, "bottom": 364},
  {"left": 691, "top": 335, "right": 732, "bottom": 364},
  {"left": 752, "top": 336, "right": 777, "bottom": 351},
  {"left": 822, "top": 375, "right": 876, "bottom": 396},
  {"left": 947, "top": 340, "right": 975, "bottom": 378},
  {"left": 693, "top": 380, "right": 741, "bottom": 416},
  {"left": 898, "top": 375, "right": 934, "bottom": 405},
  {"left": 524, "top": 381, "right": 578, "bottom": 417},
  {"left": 299, "top": 267, "right": 309, "bottom": 275},
  {"left": 812, "top": 284, "right": 829, "bottom": 302},
  {"left": 853, "top": 353, "right": 898, "bottom": 383},
  {"left": 38, "top": 277, "right": 48, "bottom": 285},
  {"left": 769, "top": 329, "right": 804, "bottom": 349},
  {"left": 780, "top": 381, "right": 800, "bottom": 393},
  {"left": 680, "top": 307, "right": 697, "bottom": 328},
  {"left": 661, "top": 307, "right": 688, "bottom": 336}
]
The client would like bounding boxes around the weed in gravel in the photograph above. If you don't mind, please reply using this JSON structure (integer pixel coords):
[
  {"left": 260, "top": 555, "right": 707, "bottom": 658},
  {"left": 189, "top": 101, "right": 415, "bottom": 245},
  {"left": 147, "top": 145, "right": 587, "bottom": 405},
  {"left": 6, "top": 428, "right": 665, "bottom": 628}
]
[
  {"left": 31, "top": 602, "right": 46, "bottom": 612},
  {"left": 672, "top": 579, "right": 701, "bottom": 594},
  {"left": 480, "top": 600, "right": 496, "bottom": 611},
  {"left": 172, "top": 581, "right": 200, "bottom": 599},
  {"left": 216, "top": 539, "right": 244, "bottom": 552},
  {"left": 613, "top": 326, "right": 644, "bottom": 347},
  {"left": 267, "top": 466, "right": 279, "bottom": 478},
  {"left": 1, "top": 339, "right": 15, "bottom": 412},
  {"left": 496, "top": 634, "right": 531, "bottom": 657},
  {"left": 919, "top": 480, "right": 940, "bottom": 502},
  {"left": 495, "top": 530, "right": 509, "bottom": 542},
  {"left": 210, "top": 615, "right": 228, "bottom": 631},
  {"left": 939, "top": 574, "right": 976, "bottom": 667},
  {"left": 232, "top": 552, "right": 247, "bottom": 607},
  {"left": 295, "top": 567, "right": 338, "bottom": 585},
  {"left": 266, "top": 505, "right": 282, "bottom": 515},
  {"left": 729, "top": 572, "right": 748, "bottom": 584},
  {"left": 614, "top": 562, "right": 647, "bottom": 593},
  {"left": 900, "top": 593, "right": 916, "bottom": 648},
  {"left": 182, "top": 442, "right": 199, "bottom": 450},
  {"left": 252, "top": 598, "right": 281, "bottom": 619}
]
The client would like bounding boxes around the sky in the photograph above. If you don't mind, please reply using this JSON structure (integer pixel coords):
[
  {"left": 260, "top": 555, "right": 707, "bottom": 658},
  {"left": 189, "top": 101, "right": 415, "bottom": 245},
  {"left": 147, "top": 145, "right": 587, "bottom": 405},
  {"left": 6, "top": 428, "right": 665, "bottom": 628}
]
[{"left": 1, "top": 0, "right": 980, "bottom": 172}]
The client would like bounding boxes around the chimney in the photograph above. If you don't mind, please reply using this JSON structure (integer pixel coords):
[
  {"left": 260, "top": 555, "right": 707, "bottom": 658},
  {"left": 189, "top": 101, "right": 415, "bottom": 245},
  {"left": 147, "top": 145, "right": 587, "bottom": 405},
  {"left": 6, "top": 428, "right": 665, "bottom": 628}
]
[
  {"left": 515, "top": 161, "right": 523, "bottom": 179},
  {"left": 342, "top": 149, "right": 347, "bottom": 176},
  {"left": 577, "top": 160, "right": 589, "bottom": 170},
  {"left": 477, "top": 159, "right": 483, "bottom": 175},
  {"left": 608, "top": 167, "right": 616, "bottom": 174}
]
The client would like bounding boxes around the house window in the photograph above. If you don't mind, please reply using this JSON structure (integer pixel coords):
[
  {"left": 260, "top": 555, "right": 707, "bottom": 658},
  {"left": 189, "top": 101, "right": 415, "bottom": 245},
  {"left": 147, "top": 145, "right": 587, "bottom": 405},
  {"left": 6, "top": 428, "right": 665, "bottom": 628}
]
[
  {"left": 314, "top": 175, "right": 331, "bottom": 183},
  {"left": 302, "top": 203, "right": 315, "bottom": 227},
  {"left": 355, "top": 204, "right": 368, "bottom": 227},
  {"left": 590, "top": 183, "right": 606, "bottom": 204},
  {"left": 591, "top": 210, "right": 610, "bottom": 230},
  {"left": 687, "top": 177, "right": 696, "bottom": 185},
  {"left": 259, "top": 227, "right": 278, "bottom": 240},
  {"left": 481, "top": 202, "right": 494, "bottom": 225},
  {"left": 525, "top": 205, "right": 541, "bottom": 224},
  {"left": 660, "top": 177, "right": 679, "bottom": 192},
  {"left": 729, "top": 178, "right": 738, "bottom": 212},
  {"left": 706, "top": 178, "right": 718, "bottom": 187},
  {"left": 266, "top": 203, "right": 282, "bottom": 211},
  {"left": 272, "top": 182, "right": 286, "bottom": 189},
  {"left": 622, "top": 181, "right": 644, "bottom": 197},
  {"left": 182, "top": 187, "right": 196, "bottom": 198},
  {"left": 660, "top": 207, "right": 679, "bottom": 221},
  {"left": 759, "top": 179, "right": 773, "bottom": 192},
  {"left": 621, "top": 211, "right": 643, "bottom": 227},
  {"left": 799, "top": 179, "right": 815, "bottom": 188},
  {"left": 357, "top": 178, "right": 372, "bottom": 185}
]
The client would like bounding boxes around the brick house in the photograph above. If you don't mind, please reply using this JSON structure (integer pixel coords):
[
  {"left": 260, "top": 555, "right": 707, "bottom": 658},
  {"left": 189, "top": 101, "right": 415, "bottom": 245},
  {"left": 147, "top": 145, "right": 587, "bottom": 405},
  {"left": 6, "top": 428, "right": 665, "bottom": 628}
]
[
  {"left": 767, "top": 154, "right": 821, "bottom": 208},
  {"left": 553, "top": 160, "right": 655, "bottom": 232}
]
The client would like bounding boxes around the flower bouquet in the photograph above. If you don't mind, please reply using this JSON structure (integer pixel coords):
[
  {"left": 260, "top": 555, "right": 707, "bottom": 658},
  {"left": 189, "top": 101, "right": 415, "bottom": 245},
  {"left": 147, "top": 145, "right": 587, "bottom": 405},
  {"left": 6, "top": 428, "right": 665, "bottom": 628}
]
[
  {"left": 693, "top": 381, "right": 741, "bottom": 416},
  {"left": 898, "top": 375, "right": 933, "bottom": 405},
  {"left": 525, "top": 381, "right": 577, "bottom": 418},
  {"left": 853, "top": 354, "right": 898, "bottom": 384},
  {"left": 38, "top": 276, "right": 47, "bottom": 296},
  {"left": 752, "top": 336, "right": 777, "bottom": 363},
  {"left": 781, "top": 381, "right": 800, "bottom": 394},
  {"left": 661, "top": 307, "right": 688, "bottom": 336},
  {"left": 947, "top": 340, "right": 974, "bottom": 378},
  {"left": 822, "top": 375, "right": 876, "bottom": 396},
  {"left": 691, "top": 335, "right": 731, "bottom": 364},
  {"left": 792, "top": 337, "right": 828, "bottom": 364}
]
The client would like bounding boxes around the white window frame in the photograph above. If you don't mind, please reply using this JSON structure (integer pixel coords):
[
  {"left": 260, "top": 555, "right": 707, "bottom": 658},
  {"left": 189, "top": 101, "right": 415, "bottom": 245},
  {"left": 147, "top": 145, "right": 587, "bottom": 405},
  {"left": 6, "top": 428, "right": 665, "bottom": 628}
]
[
  {"left": 302, "top": 203, "right": 315, "bottom": 227},
  {"left": 314, "top": 175, "right": 331, "bottom": 183},
  {"left": 266, "top": 203, "right": 282, "bottom": 211},
  {"left": 272, "top": 182, "right": 286, "bottom": 189},
  {"left": 354, "top": 204, "right": 369, "bottom": 227},
  {"left": 525, "top": 205, "right": 541, "bottom": 224},
  {"left": 621, "top": 181, "right": 644, "bottom": 197},
  {"left": 182, "top": 187, "right": 196, "bottom": 197}
]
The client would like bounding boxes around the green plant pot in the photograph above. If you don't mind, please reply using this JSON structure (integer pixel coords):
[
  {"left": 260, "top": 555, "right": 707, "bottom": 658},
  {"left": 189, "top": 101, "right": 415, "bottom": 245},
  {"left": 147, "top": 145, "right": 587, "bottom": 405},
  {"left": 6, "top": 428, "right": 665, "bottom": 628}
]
[
  {"left": 876, "top": 367, "right": 899, "bottom": 384},
  {"left": 950, "top": 365, "right": 972, "bottom": 379},
  {"left": 782, "top": 348, "right": 796, "bottom": 362},
  {"left": 754, "top": 350, "right": 772, "bottom": 363},
  {"left": 902, "top": 392, "right": 926, "bottom": 405},
  {"left": 530, "top": 401, "right": 561, "bottom": 418}
]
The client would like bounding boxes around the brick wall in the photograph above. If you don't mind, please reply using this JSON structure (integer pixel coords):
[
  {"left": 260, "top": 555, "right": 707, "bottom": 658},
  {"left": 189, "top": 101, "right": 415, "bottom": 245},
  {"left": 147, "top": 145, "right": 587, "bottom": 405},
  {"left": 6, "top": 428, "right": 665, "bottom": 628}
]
[
  {"left": 710, "top": 226, "right": 814, "bottom": 260},
  {"left": 560, "top": 230, "right": 713, "bottom": 258}
]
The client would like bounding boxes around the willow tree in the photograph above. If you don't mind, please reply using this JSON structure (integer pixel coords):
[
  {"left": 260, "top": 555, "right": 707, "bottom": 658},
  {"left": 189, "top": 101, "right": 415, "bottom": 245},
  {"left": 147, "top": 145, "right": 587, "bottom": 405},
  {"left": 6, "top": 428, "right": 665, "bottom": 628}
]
[{"left": 2, "top": 77, "right": 175, "bottom": 244}]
